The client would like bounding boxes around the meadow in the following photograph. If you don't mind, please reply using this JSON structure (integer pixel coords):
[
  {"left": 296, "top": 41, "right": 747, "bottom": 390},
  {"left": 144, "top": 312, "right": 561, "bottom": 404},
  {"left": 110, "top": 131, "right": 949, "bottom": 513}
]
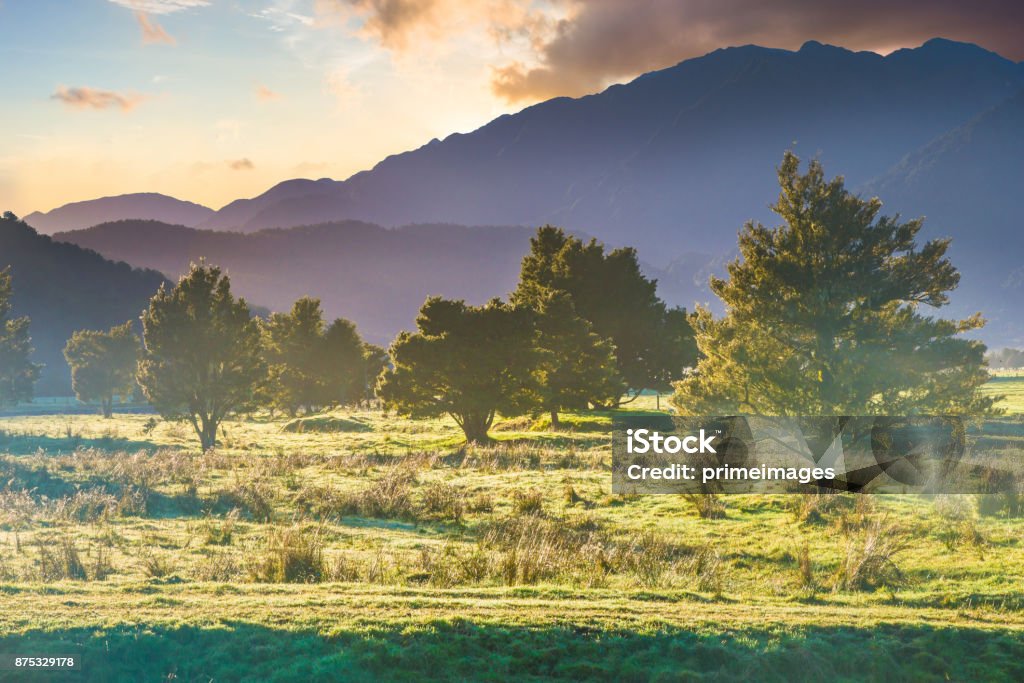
[{"left": 0, "top": 386, "right": 1022, "bottom": 681}]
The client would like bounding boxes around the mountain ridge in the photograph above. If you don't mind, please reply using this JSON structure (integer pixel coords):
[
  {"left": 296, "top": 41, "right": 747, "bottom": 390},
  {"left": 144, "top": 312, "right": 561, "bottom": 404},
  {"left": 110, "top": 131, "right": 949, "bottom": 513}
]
[
  {"left": 25, "top": 193, "right": 214, "bottom": 235},
  {"left": 1, "top": 214, "right": 170, "bottom": 395}
]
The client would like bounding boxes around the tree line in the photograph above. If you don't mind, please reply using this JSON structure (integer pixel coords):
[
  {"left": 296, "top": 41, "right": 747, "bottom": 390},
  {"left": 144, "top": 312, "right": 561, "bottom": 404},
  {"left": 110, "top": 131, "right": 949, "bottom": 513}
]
[
  {"left": 1, "top": 221, "right": 695, "bottom": 449},
  {"left": 0, "top": 153, "right": 999, "bottom": 449}
]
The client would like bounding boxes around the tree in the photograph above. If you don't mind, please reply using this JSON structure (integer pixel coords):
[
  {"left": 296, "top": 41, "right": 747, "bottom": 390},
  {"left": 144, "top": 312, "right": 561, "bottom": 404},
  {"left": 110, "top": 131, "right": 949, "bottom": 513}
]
[
  {"left": 320, "top": 317, "right": 371, "bottom": 406},
  {"left": 672, "top": 152, "right": 998, "bottom": 416},
  {"left": 360, "top": 343, "right": 389, "bottom": 405},
  {"left": 0, "top": 268, "right": 41, "bottom": 406},
  {"left": 534, "top": 292, "right": 622, "bottom": 427},
  {"left": 137, "top": 263, "right": 264, "bottom": 451},
  {"left": 377, "top": 297, "right": 540, "bottom": 443},
  {"left": 512, "top": 226, "right": 696, "bottom": 403},
  {"left": 63, "top": 321, "right": 141, "bottom": 418},
  {"left": 262, "top": 297, "right": 370, "bottom": 414}
]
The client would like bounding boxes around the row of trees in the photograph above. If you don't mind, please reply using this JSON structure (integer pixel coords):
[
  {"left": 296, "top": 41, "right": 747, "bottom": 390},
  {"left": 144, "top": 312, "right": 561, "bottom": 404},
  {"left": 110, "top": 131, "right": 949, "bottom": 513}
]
[
  {"left": 379, "top": 227, "right": 697, "bottom": 442},
  {"left": 60, "top": 277, "right": 385, "bottom": 449},
  {"left": 142, "top": 227, "right": 694, "bottom": 447},
  {"left": 2, "top": 223, "right": 692, "bottom": 448},
  {"left": 2, "top": 152, "right": 999, "bottom": 448}
]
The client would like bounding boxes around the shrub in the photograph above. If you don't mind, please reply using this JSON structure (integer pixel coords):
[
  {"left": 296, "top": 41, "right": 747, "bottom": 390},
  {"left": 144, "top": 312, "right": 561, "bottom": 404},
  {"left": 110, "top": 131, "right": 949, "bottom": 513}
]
[
  {"left": 684, "top": 492, "right": 726, "bottom": 519},
  {"left": 467, "top": 492, "right": 494, "bottom": 514},
  {"left": 421, "top": 482, "right": 465, "bottom": 523},
  {"left": 248, "top": 523, "right": 327, "bottom": 583},
  {"left": 795, "top": 543, "right": 816, "bottom": 594},
  {"left": 194, "top": 550, "right": 242, "bottom": 582},
  {"left": 348, "top": 467, "right": 416, "bottom": 519},
  {"left": 216, "top": 481, "right": 275, "bottom": 522},
  {"left": 686, "top": 545, "right": 725, "bottom": 594},
  {"left": 791, "top": 492, "right": 856, "bottom": 525},
  {"left": 54, "top": 488, "right": 119, "bottom": 523},
  {"left": 203, "top": 509, "right": 240, "bottom": 546},
  {"left": 36, "top": 537, "right": 87, "bottom": 581},
  {"left": 140, "top": 551, "right": 177, "bottom": 578},
  {"left": 833, "top": 519, "right": 907, "bottom": 592},
  {"left": 511, "top": 489, "right": 545, "bottom": 516},
  {"left": 934, "top": 496, "right": 985, "bottom": 553}
]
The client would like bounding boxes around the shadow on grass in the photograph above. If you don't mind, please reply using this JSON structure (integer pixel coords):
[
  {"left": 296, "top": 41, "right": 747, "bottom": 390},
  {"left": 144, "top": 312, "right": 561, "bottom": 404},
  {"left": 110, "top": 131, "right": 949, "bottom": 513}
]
[
  {"left": 1, "top": 620, "right": 1022, "bottom": 682},
  {"left": 0, "top": 432, "right": 166, "bottom": 456}
]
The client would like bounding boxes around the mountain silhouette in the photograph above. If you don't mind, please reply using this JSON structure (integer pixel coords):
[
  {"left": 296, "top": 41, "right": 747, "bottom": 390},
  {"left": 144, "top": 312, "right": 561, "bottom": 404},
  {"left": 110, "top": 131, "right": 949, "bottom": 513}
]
[
  {"left": 865, "top": 90, "right": 1024, "bottom": 345},
  {"left": 25, "top": 193, "right": 214, "bottom": 235},
  {"left": 27, "top": 38, "right": 1024, "bottom": 349},
  {"left": 197, "top": 39, "right": 1023, "bottom": 259},
  {"left": 1, "top": 214, "right": 169, "bottom": 396},
  {"left": 56, "top": 220, "right": 537, "bottom": 346}
]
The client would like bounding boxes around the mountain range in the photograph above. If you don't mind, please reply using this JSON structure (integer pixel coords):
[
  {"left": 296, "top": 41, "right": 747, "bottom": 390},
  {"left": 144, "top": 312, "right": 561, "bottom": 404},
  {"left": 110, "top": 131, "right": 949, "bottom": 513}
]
[
  {"left": 0, "top": 214, "right": 169, "bottom": 395},
  {"left": 24, "top": 193, "right": 214, "bottom": 235},
  {"left": 20, "top": 37, "right": 1024, "bottom": 352}
]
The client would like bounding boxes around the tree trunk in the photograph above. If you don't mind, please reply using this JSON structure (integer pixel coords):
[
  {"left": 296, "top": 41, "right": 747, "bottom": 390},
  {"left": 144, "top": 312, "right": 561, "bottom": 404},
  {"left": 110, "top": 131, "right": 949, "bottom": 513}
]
[
  {"left": 196, "top": 414, "right": 219, "bottom": 452},
  {"left": 102, "top": 396, "right": 113, "bottom": 419},
  {"left": 460, "top": 412, "right": 492, "bottom": 445},
  {"left": 550, "top": 410, "right": 560, "bottom": 429}
]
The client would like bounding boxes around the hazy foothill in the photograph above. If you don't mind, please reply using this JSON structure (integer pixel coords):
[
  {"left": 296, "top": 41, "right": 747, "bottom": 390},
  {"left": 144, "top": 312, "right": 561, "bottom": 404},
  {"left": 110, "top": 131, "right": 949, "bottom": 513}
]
[{"left": 2, "top": 34, "right": 1024, "bottom": 681}]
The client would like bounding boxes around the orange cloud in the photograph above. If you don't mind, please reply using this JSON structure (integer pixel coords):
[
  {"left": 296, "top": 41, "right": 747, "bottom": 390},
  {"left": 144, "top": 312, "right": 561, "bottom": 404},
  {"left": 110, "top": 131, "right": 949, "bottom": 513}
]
[
  {"left": 255, "top": 85, "right": 281, "bottom": 102},
  {"left": 51, "top": 86, "right": 147, "bottom": 112},
  {"left": 229, "top": 158, "right": 255, "bottom": 171},
  {"left": 135, "top": 11, "right": 176, "bottom": 45},
  {"left": 314, "top": 0, "right": 550, "bottom": 52}
]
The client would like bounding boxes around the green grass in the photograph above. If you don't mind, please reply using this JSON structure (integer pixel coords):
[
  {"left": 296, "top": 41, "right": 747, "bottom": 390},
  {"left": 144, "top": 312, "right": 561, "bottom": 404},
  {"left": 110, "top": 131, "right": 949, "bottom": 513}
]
[
  {"left": 0, "top": 390, "right": 1022, "bottom": 681},
  {"left": 983, "top": 375, "right": 1024, "bottom": 414}
]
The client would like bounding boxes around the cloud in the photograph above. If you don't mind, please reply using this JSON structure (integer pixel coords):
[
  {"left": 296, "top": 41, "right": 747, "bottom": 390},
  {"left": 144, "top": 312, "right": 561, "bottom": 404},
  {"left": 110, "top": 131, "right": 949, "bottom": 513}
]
[
  {"left": 255, "top": 84, "right": 282, "bottom": 101},
  {"left": 51, "top": 86, "right": 147, "bottom": 111},
  {"left": 313, "top": 0, "right": 549, "bottom": 52},
  {"left": 229, "top": 158, "right": 255, "bottom": 171},
  {"left": 107, "top": 0, "right": 209, "bottom": 14},
  {"left": 489, "top": 0, "right": 1024, "bottom": 102},
  {"left": 135, "top": 11, "right": 176, "bottom": 44}
]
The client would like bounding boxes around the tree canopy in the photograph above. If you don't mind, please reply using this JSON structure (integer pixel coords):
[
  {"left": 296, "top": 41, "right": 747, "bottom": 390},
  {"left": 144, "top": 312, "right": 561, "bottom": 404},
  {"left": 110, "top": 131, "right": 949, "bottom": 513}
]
[
  {"left": 672, "top": 152, "right": 998, "bottom": 416},
  {"left": 513, "top": 226, "right": 695, "bottom": 403},
  {"left": 137, "top": 263, "right": 264, "bottom": 450},
  {"left": 0, "top": 266, "right": 41, "bottom": 406},
  {"left": 63, "top": 321, "right": 141, "bottom": 417},
  {"left": 262, "top": 297, "right": 374, "bottom": 414},
  {"left": 377, "top": 297, "right": 540, "bottom": 443},
  {"left": 534, "top": 292, "right": 622, "bottom": 426}
]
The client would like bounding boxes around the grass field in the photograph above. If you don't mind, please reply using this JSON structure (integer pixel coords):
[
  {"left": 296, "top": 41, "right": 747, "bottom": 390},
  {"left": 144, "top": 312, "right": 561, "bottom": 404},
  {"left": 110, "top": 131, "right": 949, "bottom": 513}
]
[{"left": 0, "top": 382, "right": 1022, "bottom": 681}]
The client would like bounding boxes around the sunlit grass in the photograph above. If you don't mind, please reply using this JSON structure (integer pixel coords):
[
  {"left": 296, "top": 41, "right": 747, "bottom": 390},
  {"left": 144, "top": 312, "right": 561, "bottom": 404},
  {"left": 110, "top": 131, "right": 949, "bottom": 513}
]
[{"left": 0, "top": 393, "right": 1022, "bottom": 679}]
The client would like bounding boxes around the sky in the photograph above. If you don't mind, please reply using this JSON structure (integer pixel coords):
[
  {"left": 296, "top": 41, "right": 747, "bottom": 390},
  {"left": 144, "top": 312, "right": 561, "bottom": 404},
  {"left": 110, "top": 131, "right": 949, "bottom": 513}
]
[{"left": 1, "top": 0, "right": 1021, "bottom": 216}]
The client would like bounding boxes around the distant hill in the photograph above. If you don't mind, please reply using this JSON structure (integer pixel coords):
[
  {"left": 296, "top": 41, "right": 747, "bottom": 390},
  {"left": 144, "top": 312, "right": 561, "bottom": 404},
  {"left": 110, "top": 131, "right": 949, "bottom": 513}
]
[
  {"left": 55, "top": 219, "right": 711, "bottom": 347},
  {"left": 25, "top": 193, "right": 214, "bottom": 235},
  {"left": 864, "top": 90, "right": 1024, "bottom": 345},
  {"left": 198, "top": 39, "right": 1024, "bottom": 260},
  {"left": 56, "top": 221, "right": 535, "bottom": 346},
  {"left": 0, "top": 213, "right": 169, "bottom": 396}
]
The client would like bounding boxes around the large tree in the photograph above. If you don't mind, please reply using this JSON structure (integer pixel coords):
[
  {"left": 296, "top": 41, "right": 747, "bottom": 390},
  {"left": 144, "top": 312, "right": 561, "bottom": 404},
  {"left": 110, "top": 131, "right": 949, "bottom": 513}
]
[
  {"left": 0, "top": 267, "right": 41, "bottom": 405},
  {"left": 513, "top": 226, "right": 696, "bottom": 403},
  {"left": 672, "top": 152, "right": 998, "bottom": 416},
  {"left": 534, "top": 292, "right": 622, "bottom": 427},
  {"left": 262, "top": 297, "right": 370, "bottom": 414},
  {"left": 63, "top": 321, "right": 141, "bottom": 418},
  {"left": 377, "top": 297, "right": 540, "bottom": 443},
  {"left": 138, "top": 263, "right": 264, "bottom": 451}
]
